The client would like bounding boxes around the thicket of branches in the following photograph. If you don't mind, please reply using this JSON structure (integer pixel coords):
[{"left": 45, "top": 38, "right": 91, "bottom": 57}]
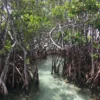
[
  {"left": 0, "top": 0, "right": 100, "bottom": 95},
  {"left": 0, "top": 0, "right": 48, "bottom": 94},
  {"left": 50, "top": 0, "right": 100, "bottom": 91}
]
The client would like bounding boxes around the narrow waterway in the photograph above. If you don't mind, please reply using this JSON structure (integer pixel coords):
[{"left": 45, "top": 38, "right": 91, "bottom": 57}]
[{"left": 0, "top": 57, "right": 95, "bottom": 100}]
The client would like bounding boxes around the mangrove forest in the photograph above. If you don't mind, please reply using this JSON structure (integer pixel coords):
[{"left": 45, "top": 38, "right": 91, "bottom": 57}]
[{"left": 0, "top": 0, "right": 100, "bottom": 100}]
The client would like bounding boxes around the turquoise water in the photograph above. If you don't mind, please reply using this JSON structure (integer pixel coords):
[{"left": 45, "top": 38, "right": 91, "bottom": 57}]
[{"left": 0, "top": 57, "right": 94, "bottom": 100}]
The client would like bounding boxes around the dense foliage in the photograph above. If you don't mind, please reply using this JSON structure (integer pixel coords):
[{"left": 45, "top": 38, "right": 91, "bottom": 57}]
[{"left": 0, "top": 0, "right": 100, "bottom": 96}]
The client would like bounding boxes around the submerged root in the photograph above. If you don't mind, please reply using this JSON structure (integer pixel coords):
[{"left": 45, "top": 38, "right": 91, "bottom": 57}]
[
  {"left": 52, "top": 45, "right": 100, "bottom": 90},
  {"left": 0, "top": 50, "right": 39, "bottom": 95}
]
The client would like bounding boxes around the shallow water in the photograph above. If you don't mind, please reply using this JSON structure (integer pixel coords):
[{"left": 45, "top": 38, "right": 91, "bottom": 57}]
[{"left": 0, "top": 57, "right": 94, "bottom": 100}]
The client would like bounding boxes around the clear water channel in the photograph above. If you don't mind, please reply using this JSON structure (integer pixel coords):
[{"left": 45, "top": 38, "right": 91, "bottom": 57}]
[{"left": 0, "top": 57, "right": 95, "bottom": 100}]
